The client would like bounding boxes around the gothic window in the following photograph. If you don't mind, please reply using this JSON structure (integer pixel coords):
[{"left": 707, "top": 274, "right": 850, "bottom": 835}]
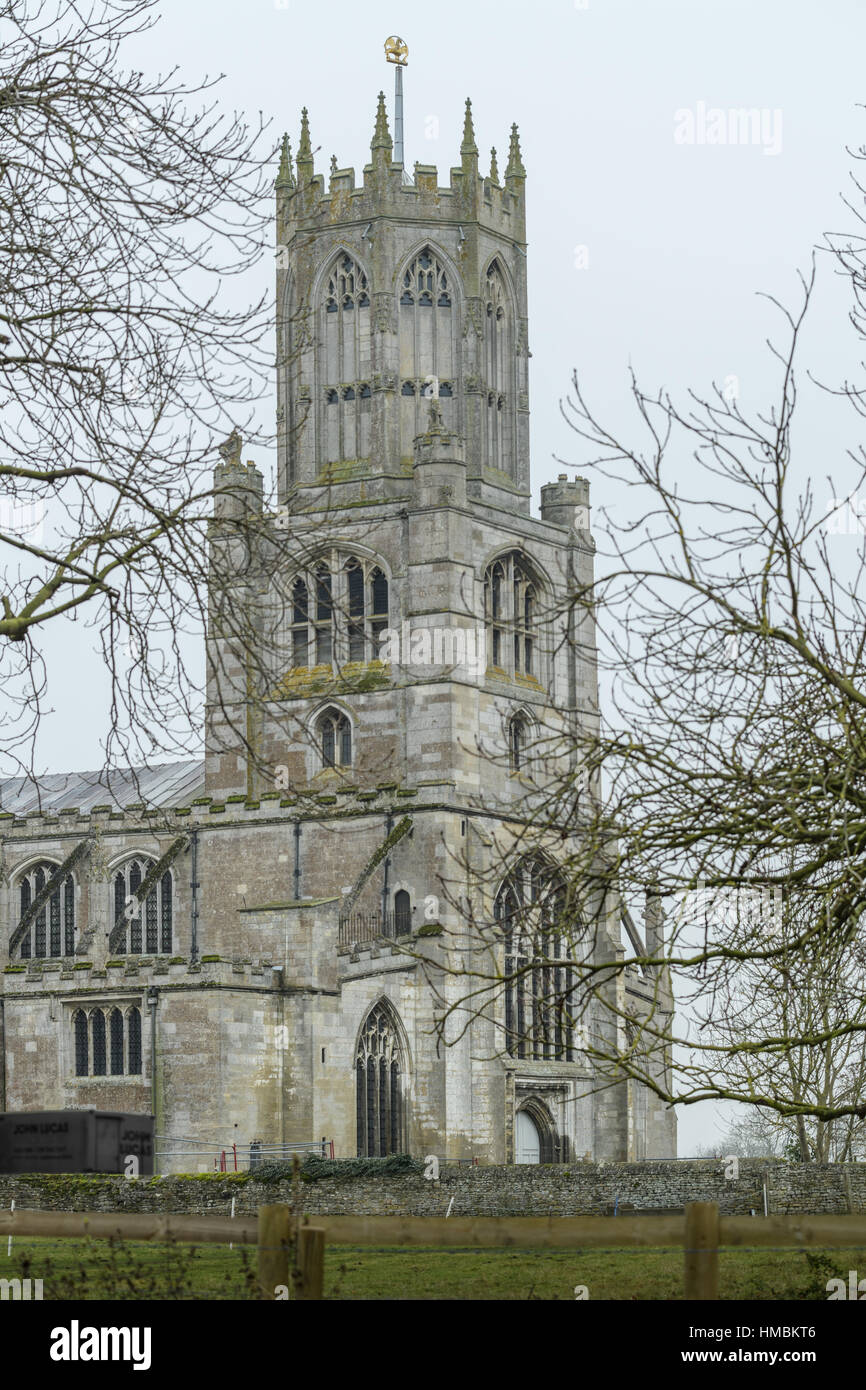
[
  {"left": 128, "top": 1007, "right": 142, "bottom": 1074},
  {"left": 318, "top": 707, "right": 352, "bottom": 769},
  {"left": 72, "top": 1005, "right": 142, "bottom": 1077},
  {"left": 346, "top": 559, "right": 365, "bottom": 662},
  {"left": 110, "top": 1008, "right": 124, "bottom": 1075},
  {"left": 113, "top": 858, "right": 173, "bottom": 955},
  {"left": 291, "top": 579, "right": 309, "bottom": 667},
  {"left": 160, "top": 872, "right": 172, "bottom": 954},
  {"left": 355, "top": 1001, "right": 406, "bottom": 1156},
  {"left": 285, "top": 553, "right": 389, "bottom": 671},
  {"left": 370, "top": 568, "right": 389, "bottom": 657},
  {"left": 315, "top": 564, "right": 333, "bottom": 665},
  {"left": 394, "top": 889, "right": 411, "bottom": 935},
  {"left": 495, "top": 859, "right": 578, "bottom": 1062},
  {"left": 74, "top": 1009, "right": 88, "bottom": 1077},
  {"left": 509, "top": 713, "right": 529, "bottom": 772},
  {"left": 91, "top": 1009, "right": 107, "bottom": 1075},
  {"left": 484, "top": 552, "right": 539, "bottom": 679},
  {"left": 16, "top": 861, "right": 76, "bottom": 959},
  {"left": 398, "top": 248, "right": 459, "bottom": 456},
  {"left": 482, "top": 259, "right": 513, "bottom": 474},
  {"left": 321, "top": 253, "right": 372, "bottom": 464}
]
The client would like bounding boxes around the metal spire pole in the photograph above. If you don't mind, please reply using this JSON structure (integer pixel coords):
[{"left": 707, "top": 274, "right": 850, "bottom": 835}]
[
  {"left": 384, "top": 36, "right": 408, "bottom": 168},
  {"left": 395, "top": 62, "right": 404, "bottom": 167}
]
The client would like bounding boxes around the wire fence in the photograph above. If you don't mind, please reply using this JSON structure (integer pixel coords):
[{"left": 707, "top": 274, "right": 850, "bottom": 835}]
[{"left": 153, "top": 1137, "right": 335, "bottom": 1173}]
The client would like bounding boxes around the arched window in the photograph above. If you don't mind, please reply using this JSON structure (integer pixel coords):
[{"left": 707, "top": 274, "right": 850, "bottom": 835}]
[
  {"left": 128, "top": 1007, "right": 142, "bottom": 1075},
  {"left": 484, "top": 552, "right": 538, "bottom": 678},
  {"left": 509, "top": 713, "right": 528, "bottom": 772},
  {"left": 285, "top": 553, "right": 389, "bottom": 671},
  {"left": 394, "top": 889, "right": 411, "bottom": 935},
  {"left": 321, "top": 253, "right": 372, "bottom": 465},
  {"left": 291, "top": 578, "right": 309, "bottom": 667},
  {"left": 398, "top": 248, "right": 458, "bottom": 457},
  {"left": 482, "top": 259, "right": 513, "bottom": 474},
  {"left": 315, "top": 564, "right": 333, "bottom": 665},
  {"left": 495, "top": 859, "right": 578, "bottom": 1062},
  {"left": 318, "top": 707, "right": 352, "bottom": 769},
  {"left": 113, "top": 858, "right": 173, "bottom": 955},
  {"left": 74, "top": 1009, "right": 88, "bottom": 1077},
  {"left": 16, "top": 861, "right": 76, "bottom": 959},
  {"left": 370, "top": 568, "right": 389, "bottom": 657},
  {"left": 356, "top": 1001, "right": 406, "bottom": 1156},
  {"left": 346, "top": 558, "right": 365, "bottom": 662}
]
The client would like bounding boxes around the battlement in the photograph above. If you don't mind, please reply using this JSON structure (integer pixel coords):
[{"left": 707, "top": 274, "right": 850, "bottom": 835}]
[
  {"left": 0, "top": 782, "right": 432, "bottom": 837},
  {"left": 277, "top": 95, "right": 526, "bottom": 244},
  {"left": 1, "top": 954, "right": 280, "bottom": 992}
]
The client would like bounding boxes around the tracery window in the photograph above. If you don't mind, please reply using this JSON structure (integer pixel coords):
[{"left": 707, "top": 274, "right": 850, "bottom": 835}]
[
  {"left": 482, "top": 259, "right": 513, "bottom": 474},
  {"left": 17, "top": 861, "right": 76, "bottom": 959},
  {"left": 484, "top": 551, "right": 538, "bottom": 678},
  {"left": 321, "top": 253, "right": 372, "bottom": 464},
  {"left": 285, "top": 553, "right": 390, "bottom": 671},
  {"left": 113, "top": 858, "right": 173, "bottom": 955},
  {"left": 495, "top": 859, "right": 579, "bottom": 1062},
  {"left": 72, "top": 1005, "right": 142, "bottom": 1077},
  {"left": 318, "top": 707, "right": 352, "bottom": 769},
  {"left": 356, "top": 1001, "right": 406, "bottom": 1156},
  {"left": 398, "top": 248, "right": 458, "bottom": 455}
]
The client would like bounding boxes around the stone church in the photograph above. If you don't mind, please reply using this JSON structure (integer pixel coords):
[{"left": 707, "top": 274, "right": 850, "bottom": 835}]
[{"left": 0, "top": 89, "right": 676, "bottom": 1169}]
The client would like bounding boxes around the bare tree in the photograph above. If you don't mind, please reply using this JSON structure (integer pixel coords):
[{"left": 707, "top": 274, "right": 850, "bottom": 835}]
[
  {"left": 408, "top": 133, "right": 866, "bottom": 1133},
  {"left": 0, "top": 0, "right": 274, "bottom": 783}
]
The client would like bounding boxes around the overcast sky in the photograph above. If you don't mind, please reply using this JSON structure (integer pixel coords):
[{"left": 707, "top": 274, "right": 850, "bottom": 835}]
[{"left": 22, "top": 0, "right": 866, "bottom": 1151}]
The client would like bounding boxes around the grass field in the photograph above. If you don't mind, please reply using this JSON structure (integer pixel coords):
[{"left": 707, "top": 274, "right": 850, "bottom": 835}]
[{"left": 3, "top": 1236, "right": 863, "bottom": 1299}]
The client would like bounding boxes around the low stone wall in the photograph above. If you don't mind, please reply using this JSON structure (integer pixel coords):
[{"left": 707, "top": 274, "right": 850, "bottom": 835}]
[{"left": 0, "top": 1160, "right": 865, "bottom": 1218}]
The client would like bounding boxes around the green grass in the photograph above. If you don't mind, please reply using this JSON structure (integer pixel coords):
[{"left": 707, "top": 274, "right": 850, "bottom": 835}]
[{"left": 4, "top": 1238, "right": 864, "bottom": 1300}]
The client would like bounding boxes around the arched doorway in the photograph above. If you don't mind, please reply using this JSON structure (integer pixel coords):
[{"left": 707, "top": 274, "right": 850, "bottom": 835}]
[{"left": 515, "top": 1109, "right": 541, "bottom": 1164}]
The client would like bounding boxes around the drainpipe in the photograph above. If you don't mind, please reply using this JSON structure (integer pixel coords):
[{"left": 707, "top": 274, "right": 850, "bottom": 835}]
[
  {"left": 147, "top": 987, "right": 159, "bottom": 1173},
  {"left": 190, "top": 829, "right": 200, "bottom": 963},
  {"left": 294, "top": 821, "right": 302, "bottom": 899}
]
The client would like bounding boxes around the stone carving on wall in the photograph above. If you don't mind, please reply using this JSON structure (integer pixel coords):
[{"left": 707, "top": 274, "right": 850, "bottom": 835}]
[
  {"left": 374, "top": 293, "right": 396, "bottom": 335},
  {"left": 463, "top": 298, "right": 484, "bottom": 339}
]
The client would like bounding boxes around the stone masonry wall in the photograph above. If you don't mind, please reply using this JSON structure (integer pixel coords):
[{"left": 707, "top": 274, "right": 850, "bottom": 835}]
[{"left": 1, "top": 1160, "right": 864, "bottom": 1218}]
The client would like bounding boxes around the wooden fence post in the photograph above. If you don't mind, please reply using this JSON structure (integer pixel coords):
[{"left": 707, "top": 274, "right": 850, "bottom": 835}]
[
  {"left": 297, "top": 1225, "right": 325, "bottom": 1300},
  {"left": 684, "top": 1201, "right": 719, "bottom": 1300},
  {"left": 257, "top": 1203, "right": 291, "bottom": 1300}
]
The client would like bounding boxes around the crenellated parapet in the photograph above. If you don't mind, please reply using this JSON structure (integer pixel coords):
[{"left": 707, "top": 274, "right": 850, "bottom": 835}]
[{"left": 277, "top": 96, "right": 526, "bottom": 248}]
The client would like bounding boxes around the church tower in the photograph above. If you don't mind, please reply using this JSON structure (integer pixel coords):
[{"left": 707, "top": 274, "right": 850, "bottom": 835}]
[{"left": 197, "top": 67, "right": 676, "bottom": 1164}]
